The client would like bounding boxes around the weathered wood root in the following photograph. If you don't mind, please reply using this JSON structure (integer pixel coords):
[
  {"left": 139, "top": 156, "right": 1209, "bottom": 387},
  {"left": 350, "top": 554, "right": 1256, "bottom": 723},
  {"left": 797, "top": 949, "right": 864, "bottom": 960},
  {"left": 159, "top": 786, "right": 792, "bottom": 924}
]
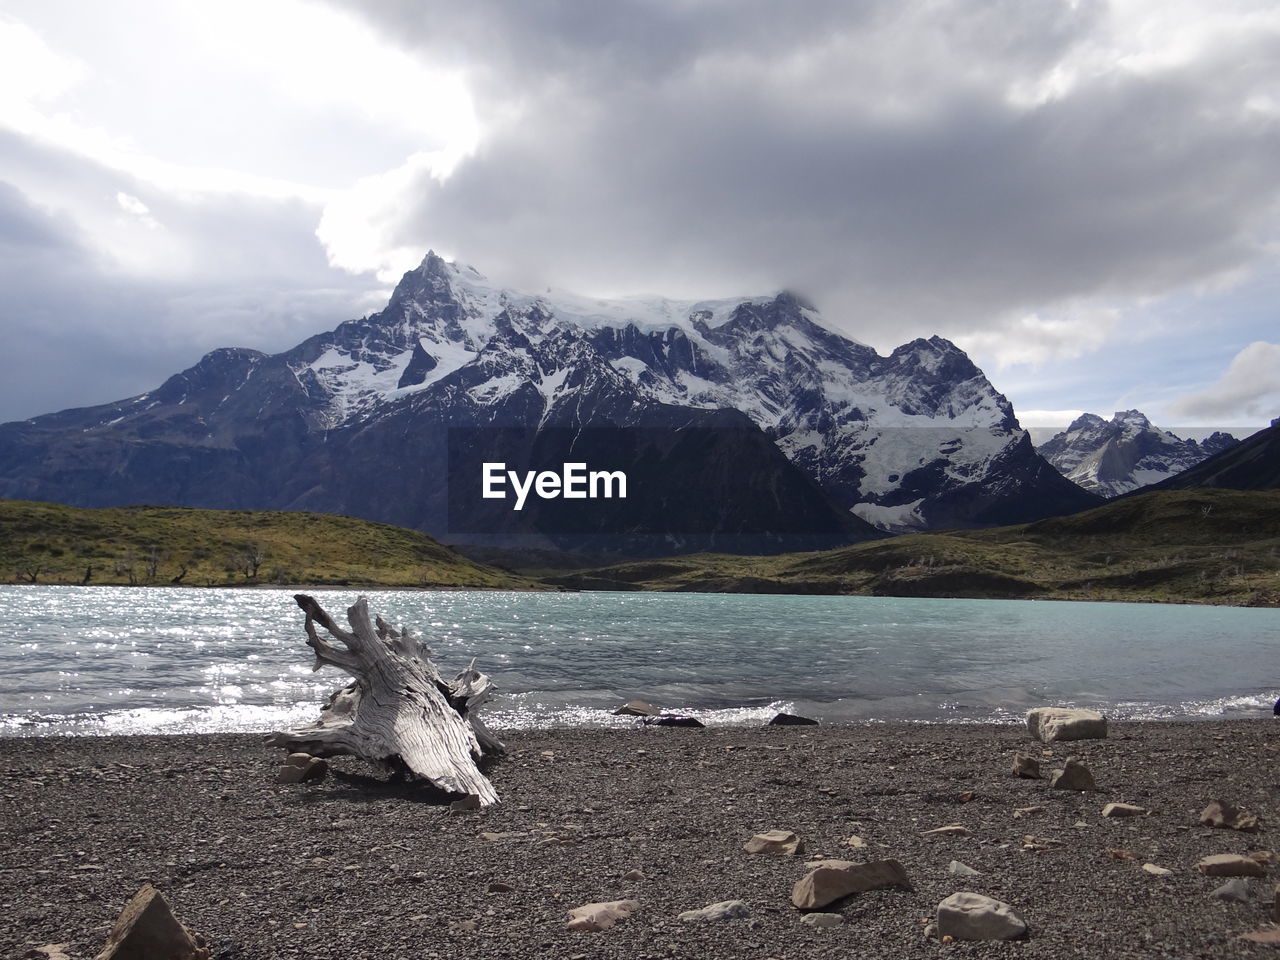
[{"left": 267, "top": 594, "right": 503, "bottom": 806}]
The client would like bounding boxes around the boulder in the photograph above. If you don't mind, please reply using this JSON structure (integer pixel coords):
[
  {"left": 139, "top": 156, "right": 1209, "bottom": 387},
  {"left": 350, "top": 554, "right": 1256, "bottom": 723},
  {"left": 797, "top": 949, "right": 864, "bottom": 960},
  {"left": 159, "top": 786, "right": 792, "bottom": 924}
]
[
  {"left": 790, "top": 859, "right": 910, "bottom": 910},
  {"left": 643, "top": 715, "right": 705, "bottom": 728},
  {"left": 1200, "top": 799, "right": 1260, "bottom": 832},
  {"left": 1101, "top": 802, "right": 1147, "bottom": 818},
  {"left": 94, "top": 884, "right": 210, "bottom": 960},
  {"left": 1049, "top": 759, "right": 1095, "bottom": 791},
  {"left": 936, "top": 892, "right": 1027, "bottom": 941},
  {"left": 1011, "top": 753, "right": 1041, "bottom": 778},
  {"left": 276, "top": 753, "right": 328, "bottom": 784},
  {"left": 800, "top": 913, "right": 843, "bottom": 928},
  {"left": 678, "top": 900, "right": 752, "bottom": 922},
  {"left": 1197, "top": 854, "right": 1266, "bottom": 877},
  {"left": 1027, "top": 707, "right": 1107, "bottom": 743},
  {"left": 744, "top": 830, "right": 803, "bottom": 856},
  {"left": 768, "top": 713, "right": 819, "bottom": 726},
  {"left": 1212, "top": 878, "right": 1251, "bottom": 903},
  {"left": 565, "top": 900, "right": 641, "bottom": 931},
  {"left": 613, "top": 700, "right": 660, "bottom": 717}
]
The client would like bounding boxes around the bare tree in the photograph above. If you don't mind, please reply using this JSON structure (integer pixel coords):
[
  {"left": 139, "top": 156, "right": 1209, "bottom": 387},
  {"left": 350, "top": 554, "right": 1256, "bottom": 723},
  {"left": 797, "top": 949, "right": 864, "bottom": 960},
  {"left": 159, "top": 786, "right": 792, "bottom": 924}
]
[
  {"left": 144, "top": 545, "right": 165, "bottom": 583},
  {"left": 15, "top": 559, "right": 42, "bottom": 584},
  {"left": 115, "top": 552, "right": 138, "bottom": 586}
]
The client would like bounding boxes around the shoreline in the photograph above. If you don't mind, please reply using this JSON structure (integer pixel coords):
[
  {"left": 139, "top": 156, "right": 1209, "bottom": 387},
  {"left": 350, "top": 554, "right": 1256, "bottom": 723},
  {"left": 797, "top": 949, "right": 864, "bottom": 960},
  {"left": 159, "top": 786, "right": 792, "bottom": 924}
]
[
  {"left": 5, "top": 720, "right": 1278, "bottom": 958},
  {"left": 1, "top": 578, "right": 1275, "bottom": 609}
]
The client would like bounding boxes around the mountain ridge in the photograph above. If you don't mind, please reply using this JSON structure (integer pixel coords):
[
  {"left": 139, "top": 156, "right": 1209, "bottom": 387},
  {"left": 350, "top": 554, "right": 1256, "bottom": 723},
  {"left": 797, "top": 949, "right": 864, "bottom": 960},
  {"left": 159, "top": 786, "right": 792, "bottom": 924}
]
[
  {"left": 1038, "top": 409, "right": 1238, "bottom": 498},
  {"left": 0, "top": 252, "right": 1099, "bottom": 550}
]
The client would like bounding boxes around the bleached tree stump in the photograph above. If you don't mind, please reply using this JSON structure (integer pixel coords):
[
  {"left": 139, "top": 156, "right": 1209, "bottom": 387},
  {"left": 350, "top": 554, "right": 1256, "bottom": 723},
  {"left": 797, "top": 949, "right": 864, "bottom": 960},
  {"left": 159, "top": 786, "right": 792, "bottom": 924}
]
[{"left": 268, "top": 594, "right": 503, "bottom": 806}]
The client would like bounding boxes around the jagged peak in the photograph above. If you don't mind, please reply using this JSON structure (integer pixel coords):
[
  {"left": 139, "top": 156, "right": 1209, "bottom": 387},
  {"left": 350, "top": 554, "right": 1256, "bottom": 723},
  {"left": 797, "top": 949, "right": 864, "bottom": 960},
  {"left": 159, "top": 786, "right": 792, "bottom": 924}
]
[
  {"left": 1113, "top": 409, "right": 1152, "bottom": 428},
  {"left": 1065, "top": 412, "right": 1109, "bottom": 431}
]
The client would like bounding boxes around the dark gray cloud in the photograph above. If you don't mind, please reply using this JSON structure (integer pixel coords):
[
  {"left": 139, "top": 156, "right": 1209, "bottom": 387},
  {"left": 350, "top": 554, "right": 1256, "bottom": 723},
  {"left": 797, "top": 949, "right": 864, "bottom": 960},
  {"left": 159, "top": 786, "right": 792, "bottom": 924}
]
[
  {"left": 327, "top": 0, "right": 1280, "bottom": 346},
  {"left": 0, "top": 132, "right": 378, "bottom": 422}
]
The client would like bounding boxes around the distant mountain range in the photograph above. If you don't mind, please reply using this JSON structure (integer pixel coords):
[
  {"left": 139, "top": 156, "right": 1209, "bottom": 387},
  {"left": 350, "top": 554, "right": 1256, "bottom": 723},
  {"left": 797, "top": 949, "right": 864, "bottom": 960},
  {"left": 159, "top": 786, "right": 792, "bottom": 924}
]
[
  {"left": 1144, "top": 419, "right": 1280, "bottom": 492},
  {"left": 1037, "top": 410, "right": 1239, "bottom": 498},
  {"left": 1, "top": 252, "right": 1104, "bottom": 551}
]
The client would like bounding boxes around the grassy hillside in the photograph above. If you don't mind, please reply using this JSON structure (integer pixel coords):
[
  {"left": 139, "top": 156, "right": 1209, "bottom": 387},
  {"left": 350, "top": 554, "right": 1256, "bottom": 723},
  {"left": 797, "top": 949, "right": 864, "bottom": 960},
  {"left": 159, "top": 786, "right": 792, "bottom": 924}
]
[
  {"left": 545, "top": 489, "right": 1280, "bottom": 606},
  {"left": 0, "top": 500, "right": 533, "bottom": 589}
]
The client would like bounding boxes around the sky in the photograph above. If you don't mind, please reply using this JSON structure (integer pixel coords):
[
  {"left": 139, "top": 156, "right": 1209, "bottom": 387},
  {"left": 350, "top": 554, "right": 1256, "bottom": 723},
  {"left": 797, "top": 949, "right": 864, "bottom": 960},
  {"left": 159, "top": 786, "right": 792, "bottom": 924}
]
[{"left": 0, "top": 0, "right": 1277, "bottom": 433}]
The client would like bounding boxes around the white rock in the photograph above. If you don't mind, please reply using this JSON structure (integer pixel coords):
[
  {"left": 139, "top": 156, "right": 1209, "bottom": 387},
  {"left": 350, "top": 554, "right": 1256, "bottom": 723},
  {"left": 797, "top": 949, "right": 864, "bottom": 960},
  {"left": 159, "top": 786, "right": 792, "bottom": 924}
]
[
  {"left": 800, "top": 912, "right": 843, "bottom": 928},
  {"left": 565, "top": 899, "right": 640, "bottom": 931},
  {"left": 936, "top": 892, "right": 1027, "bottom": 941},
  {"left": 948, "top": 860, "right": 981, "bottom": 876},
  {"left": 1142, "top": 863, "right": 1173, "bottom": 876},
  {"left": 677, "top": 900, "right": 752, "bottom": 922},
  {"left": 1026, "top": 707, "right": 1107, "bottom": 743}
]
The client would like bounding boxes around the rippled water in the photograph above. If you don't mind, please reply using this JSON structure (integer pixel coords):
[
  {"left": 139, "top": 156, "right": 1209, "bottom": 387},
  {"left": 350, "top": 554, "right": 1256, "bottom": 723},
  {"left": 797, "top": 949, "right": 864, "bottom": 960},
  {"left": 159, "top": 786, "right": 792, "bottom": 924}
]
[{"left": 1, "top": 585, "right": 1277, "bottom": 736}]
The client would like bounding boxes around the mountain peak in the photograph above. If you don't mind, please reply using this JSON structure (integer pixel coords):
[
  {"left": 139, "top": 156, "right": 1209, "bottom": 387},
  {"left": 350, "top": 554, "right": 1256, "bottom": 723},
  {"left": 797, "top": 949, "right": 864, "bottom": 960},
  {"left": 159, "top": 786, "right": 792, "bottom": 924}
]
[{"left": 1113, "top": 409, "right": 1151, "bottom": 428}]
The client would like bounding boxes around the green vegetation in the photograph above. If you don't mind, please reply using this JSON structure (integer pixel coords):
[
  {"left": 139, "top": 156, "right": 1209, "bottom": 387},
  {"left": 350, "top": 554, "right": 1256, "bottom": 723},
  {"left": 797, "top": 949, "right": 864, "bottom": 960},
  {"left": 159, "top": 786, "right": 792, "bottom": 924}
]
[
  {"left": 0, "top": 500, "right": 534, "bottom": 590},
  {"left": 545, "top": 489, "right": 1280, "bottom": 606},
  {"left": 5, "top": 489, "right": 1278, "bottom": 604}
]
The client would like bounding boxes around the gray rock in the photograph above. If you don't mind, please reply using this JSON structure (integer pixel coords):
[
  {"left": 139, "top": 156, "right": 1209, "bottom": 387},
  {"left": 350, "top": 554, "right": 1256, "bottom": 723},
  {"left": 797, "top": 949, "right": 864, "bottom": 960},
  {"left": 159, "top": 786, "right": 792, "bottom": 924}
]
[
  {"left": 677, "top": 900, "right": 752, "bottom": 922},
  {"left": 1027, "top": 707, "right": 1107, "bottom": 743},
  {"left": 800, "top": 912, "right": 843, "bottom": 928},
  {"left": 276, "top": 753, "right": 328, "bottom": 784},
  {"left": 1011, "top": 753, "right": 1041, "bottom": 778},
  {"left": 768, "top": 713, "right": 818, "bottom": 726},
  {"left": 1049, "top": 759, "right": 1096, "bottom": 791},
  {"left": 936, "top": 891, "right": 1028, "bottom": 941},
  {"left": 948, "top": 860, "right": 981, "bottom": 876},
  {"left": 1212, "top": 878, "right": 1251, "bottom": 903}
]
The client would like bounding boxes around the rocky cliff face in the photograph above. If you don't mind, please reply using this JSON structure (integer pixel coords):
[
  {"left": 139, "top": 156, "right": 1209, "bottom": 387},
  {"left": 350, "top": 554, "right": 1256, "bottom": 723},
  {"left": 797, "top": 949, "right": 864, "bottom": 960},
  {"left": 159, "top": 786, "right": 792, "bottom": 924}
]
[
  {"left": 0, "top": 252, "right": 1099, "bottom": 550},
  {"left": 1038, "top": 410, "right": 1239, "bottom": 498}
]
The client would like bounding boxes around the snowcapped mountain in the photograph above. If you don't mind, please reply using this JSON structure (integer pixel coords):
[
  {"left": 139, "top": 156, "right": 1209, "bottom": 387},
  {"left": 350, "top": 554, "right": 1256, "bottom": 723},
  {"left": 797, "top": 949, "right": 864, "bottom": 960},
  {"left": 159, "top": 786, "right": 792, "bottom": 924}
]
[
  {"left": 1037, "top": 410, "right": 1239, "bottom": 498},
  {"left": 0, "top": 252, "right": 1098, "bottom": 549}
]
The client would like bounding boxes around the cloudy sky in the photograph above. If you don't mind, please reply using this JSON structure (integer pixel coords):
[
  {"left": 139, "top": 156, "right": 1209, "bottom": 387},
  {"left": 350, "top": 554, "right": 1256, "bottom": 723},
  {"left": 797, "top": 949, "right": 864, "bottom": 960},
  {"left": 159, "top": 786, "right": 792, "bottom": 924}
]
[{"left": 1, "top": 0, "right": 1277, "bottom": 431}]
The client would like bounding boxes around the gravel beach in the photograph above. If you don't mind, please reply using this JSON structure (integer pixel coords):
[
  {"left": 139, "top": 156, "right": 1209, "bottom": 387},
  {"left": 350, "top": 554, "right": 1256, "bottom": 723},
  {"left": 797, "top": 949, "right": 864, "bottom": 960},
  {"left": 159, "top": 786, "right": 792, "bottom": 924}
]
[{"left": 4, "top": 720, "right": 1279, "bottom": 959}]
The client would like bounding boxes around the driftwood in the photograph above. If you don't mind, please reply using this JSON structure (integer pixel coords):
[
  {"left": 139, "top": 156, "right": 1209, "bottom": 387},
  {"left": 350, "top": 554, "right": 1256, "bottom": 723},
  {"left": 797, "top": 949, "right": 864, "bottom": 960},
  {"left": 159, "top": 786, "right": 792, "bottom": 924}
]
[{"left": 268, "top": 594, "right": 503, "bottom": 805}]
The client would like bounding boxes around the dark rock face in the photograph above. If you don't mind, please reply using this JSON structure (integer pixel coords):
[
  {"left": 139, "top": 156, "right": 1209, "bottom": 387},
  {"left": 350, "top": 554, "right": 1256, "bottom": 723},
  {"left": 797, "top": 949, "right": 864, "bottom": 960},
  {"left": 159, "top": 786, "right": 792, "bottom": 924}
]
[
  {"left": 1038, "top": 410, "right": 1239, "bottom": 498},
  {"left": 1143, "top": 422, "right": 1280, "bottom": 492},
  {"left": 0, "top": 251, "right": 1098, "bottom": 549}
]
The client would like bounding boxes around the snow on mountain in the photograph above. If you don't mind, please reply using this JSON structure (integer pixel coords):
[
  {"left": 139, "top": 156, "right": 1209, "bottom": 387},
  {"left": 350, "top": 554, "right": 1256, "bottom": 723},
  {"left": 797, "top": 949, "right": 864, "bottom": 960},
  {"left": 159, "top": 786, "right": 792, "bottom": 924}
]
[
  {"left": 280, "top": 252, "right": 1093, "bottom": 531},
  {"left": 1037, "top": 410, "right": 1240, "bottom": 498},
  {"left": 0, "top": 251, "right": 1100, "bottom": 540}
]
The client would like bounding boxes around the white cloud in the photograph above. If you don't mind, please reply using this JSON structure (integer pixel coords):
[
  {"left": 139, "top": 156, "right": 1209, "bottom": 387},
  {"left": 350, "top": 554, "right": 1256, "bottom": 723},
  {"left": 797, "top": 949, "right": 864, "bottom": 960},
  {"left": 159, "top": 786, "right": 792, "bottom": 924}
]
[
  {"left": 1167, "top": 341, "right": 1280, "bottom": 421},
  {"left": 956, "top": 306, "right": 1120, "bottom": 369},
  {"left": 1017, "top": 409, "right": 1088, "bottom": 428}
]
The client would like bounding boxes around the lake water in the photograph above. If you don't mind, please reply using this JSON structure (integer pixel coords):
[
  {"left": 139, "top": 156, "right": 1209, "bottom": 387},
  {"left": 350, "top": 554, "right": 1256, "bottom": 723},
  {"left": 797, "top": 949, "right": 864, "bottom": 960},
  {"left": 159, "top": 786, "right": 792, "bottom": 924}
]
[{"left": 0, "top": 586, "right": 1276, "bottom": 736}]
